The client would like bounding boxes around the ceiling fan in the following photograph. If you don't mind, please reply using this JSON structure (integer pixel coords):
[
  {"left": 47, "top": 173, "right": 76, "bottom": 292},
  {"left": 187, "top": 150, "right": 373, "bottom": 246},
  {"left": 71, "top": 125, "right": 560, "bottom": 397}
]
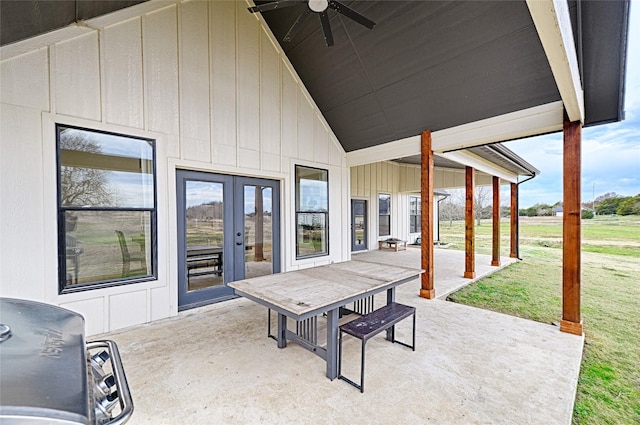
[{"left": 248, "top": 0, "right": 376, "bottom": 47}]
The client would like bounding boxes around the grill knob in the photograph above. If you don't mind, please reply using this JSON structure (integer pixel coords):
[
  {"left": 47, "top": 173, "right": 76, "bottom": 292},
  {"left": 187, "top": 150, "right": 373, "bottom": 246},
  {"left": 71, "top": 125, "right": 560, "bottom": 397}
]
[
  {"left": 0, "top": 324, "right": 10, "bottom": 342},
  {"left": 95, "top": 390, "right": 120, "bottom": 421},
  {"left": 91, "top": 350, "right": 110, "bottom": 367},
  {"left": 95, "top": 374, "right": 116, "bottom": 396}
]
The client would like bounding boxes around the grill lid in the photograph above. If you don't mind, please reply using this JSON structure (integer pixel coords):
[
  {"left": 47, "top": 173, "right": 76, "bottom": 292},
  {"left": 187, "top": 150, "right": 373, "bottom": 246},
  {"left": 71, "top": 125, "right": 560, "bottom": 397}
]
[{"left": 0, "top": 298, "right": 90, "bottom": 423}]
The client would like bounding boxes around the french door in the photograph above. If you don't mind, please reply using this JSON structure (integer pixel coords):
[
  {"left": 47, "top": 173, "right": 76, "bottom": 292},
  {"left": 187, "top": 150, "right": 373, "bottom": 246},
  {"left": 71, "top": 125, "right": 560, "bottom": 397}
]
[
  {"left": 351, "top": 199, "right": 367, "bottom": 251},
  {"left": 176, "top": 170, "right": 280, "bottom": 310}
]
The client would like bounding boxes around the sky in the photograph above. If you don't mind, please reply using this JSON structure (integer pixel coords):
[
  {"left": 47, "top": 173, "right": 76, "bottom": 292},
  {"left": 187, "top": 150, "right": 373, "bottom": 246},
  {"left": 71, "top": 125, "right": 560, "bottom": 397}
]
[{"left": 504, "top": 4, "right": 640, "bottom": 208}]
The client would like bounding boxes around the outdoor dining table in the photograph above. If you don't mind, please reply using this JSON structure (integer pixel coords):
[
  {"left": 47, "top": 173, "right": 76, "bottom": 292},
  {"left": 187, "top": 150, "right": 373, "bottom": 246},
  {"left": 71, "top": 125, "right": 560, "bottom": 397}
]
[{"left": 228, "top": 259, "right": 423, "bottom": 380}]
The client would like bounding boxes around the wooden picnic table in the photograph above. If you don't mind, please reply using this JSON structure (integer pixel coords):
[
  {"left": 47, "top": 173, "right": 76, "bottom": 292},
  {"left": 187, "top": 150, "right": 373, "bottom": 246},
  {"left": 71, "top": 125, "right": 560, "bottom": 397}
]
[{"left": 228, "top": 260, "right": 423, "bottom": 380}]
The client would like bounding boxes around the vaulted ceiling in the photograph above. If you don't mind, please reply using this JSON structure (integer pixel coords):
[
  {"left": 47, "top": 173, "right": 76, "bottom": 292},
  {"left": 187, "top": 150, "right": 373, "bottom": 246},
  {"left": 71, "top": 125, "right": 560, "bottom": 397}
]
[
  {"left": 1, "top": 0, "right": 629, "bottom": 177},
  {"left": 253, "top": 0, "right": 628, "bottom": 153}
]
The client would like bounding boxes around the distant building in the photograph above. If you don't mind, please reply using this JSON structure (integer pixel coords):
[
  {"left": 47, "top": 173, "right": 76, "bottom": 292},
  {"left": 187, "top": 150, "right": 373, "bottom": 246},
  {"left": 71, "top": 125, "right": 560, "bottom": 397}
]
[{"left": 552, "top": 206, "right": 564, "bottom": 217}]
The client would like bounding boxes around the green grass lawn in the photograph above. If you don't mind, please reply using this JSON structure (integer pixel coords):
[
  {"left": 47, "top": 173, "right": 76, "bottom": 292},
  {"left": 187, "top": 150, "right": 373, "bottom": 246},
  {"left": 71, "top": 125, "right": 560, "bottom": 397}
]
[{"left": 443, "top": 215, "right": 640, "bottom": 424}]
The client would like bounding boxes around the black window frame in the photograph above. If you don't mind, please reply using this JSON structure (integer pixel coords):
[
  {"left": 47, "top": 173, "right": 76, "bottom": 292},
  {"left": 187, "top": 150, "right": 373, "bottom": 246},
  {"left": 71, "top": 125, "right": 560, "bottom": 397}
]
[
  {"left": 378, "top": 193, "right": 391, "bottom": 237},
  {"left": 295, "top": 165, "right": 329, "bottom": 259},
  {"left": 56, "top": 124, "right": 158, "bottom": 294},
  {"left": 409, "top": 195, "right": 421, "bottom": 233}
]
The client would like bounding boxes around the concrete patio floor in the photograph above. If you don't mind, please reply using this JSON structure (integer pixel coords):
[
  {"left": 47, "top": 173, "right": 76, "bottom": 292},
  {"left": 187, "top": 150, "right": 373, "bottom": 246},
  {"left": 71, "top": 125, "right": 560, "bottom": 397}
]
[{"left": 97, "top": 248, "right": 584, "bottom": 425}]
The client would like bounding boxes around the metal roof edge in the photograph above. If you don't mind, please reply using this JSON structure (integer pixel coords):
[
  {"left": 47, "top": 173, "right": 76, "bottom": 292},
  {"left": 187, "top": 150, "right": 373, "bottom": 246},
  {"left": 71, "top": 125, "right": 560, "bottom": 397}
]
[{"left": 488, "top": 143, "right": 540, "bottom": 177}]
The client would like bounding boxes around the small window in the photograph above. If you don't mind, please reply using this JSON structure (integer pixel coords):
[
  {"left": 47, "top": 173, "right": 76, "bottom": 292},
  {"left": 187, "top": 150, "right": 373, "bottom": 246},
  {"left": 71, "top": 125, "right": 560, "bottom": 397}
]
[
  {"left": 295, "top": 165, "right": 328, "bottom": 258},
  {"left": 57, "top": 125, "right": 157, "bottom": 293},
  {"left": 410, "top": 196, "right": 421, "bottom": 233},
  {"left": 379, "top": 193, "right": 391, "bottom": 237}
]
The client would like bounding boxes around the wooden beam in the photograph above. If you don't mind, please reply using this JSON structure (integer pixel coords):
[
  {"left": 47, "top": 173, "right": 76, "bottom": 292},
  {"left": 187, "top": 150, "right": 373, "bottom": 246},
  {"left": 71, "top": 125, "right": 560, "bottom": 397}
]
[
  {"left": 527, "top": 0, "right": 584, "bottom": 122},
  {"left": 464, "top": 167, "right": 476, "bottom": 279},
  {"left": 510, "top": 183, "right": 518, "bottom": 258},
  {"left": 420, "top": 130, "right": 435, "bottom": 299},
  {"left": 492, "top": 176, "right": 501, "bottom": 267},
  {"left": 439, "top": 150, "right": 519, "bottom": 183},
  {"left": 344, "top": 101, "right": 564, "bottom": 167},
  {"left": 560, "top": 117, "right": 583, "bottom": 335}
]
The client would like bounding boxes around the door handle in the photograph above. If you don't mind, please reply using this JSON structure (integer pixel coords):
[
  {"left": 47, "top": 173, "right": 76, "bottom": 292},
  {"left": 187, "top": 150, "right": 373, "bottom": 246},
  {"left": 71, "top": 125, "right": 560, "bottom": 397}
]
[{"left": 236, "top": 241, "right": 242, "bottom": 246}]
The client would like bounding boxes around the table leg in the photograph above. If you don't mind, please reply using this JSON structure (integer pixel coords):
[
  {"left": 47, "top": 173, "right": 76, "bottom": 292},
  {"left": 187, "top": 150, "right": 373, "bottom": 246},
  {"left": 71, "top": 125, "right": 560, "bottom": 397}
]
[
  {"left": 386, "top": 288, "right": 396, "bottom": 342},
  {"left": 277, "top": 313, "right": 287, "bottom": 348},
  {"left": 326, "top": 308, "right": 339, "bottom": 380}
]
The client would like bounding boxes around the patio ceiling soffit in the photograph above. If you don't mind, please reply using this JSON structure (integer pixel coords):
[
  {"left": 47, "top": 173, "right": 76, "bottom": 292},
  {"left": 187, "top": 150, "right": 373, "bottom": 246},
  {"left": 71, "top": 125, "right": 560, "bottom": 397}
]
[
  {"left": 526, "top": 0, "right": 585, "bottom": 123},
  {"left": 345, "top": 100, "right": 563, "bottom": 169},
  {"left": 437, "top": 151, "right": 519, "bottom": 184}
]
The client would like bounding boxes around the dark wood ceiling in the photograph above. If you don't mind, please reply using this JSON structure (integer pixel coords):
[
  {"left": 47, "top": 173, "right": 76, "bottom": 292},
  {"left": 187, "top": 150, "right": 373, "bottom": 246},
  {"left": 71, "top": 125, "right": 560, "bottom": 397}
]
[{"left": 254, "top": 0, "right": 628, "bottom": 152}]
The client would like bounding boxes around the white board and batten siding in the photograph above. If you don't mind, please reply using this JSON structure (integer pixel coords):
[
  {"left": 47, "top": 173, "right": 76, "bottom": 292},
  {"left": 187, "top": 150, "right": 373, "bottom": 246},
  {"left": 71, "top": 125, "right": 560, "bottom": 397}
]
[
  {"left": 0, "top": 1, "right": 347, "bottom": 335},
  {"left": 351, "top": 161, "right": 497, "bottom": 248},
  {"left": 350, "top": 162, "right": 414, "bottom": 247}
]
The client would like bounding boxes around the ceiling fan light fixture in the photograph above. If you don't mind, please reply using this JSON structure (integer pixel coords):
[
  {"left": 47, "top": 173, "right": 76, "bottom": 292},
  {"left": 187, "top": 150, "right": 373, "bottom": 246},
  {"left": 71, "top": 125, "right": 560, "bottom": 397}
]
[{"left": 308, "top": 0, "right": 329, "bottom": 13}]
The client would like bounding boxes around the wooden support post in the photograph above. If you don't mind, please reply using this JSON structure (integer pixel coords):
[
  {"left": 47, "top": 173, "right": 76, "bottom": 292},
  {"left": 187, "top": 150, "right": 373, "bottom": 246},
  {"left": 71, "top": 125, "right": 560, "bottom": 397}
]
[
  {"left": 560, "top": 117, "right": 583, "bottom": 336},
  {"left": 420, "top": 130, "right": 435, "bottom": 299},
  {"left": 491, "top": 176, "right": 501, "bottom": 267},
  {"left": 464, "top": 167, "right": 476, "bottom": 279},
  {"left": 510, "top": 183, "right": 518, "bottom": 258}
]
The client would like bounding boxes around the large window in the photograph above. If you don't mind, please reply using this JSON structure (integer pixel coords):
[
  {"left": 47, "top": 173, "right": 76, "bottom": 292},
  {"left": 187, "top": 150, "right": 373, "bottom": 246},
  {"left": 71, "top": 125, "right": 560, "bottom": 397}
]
[
  {"left": 379, "top": 193, "right": 391, "bottom": 236},
  {"left": 410, "top": 196, "right": 421, "bottom": 233},
  {"left": 295, "top": 165, "right": 328, "bottom": 258},
  {"left": 57, "top": 125, "right": 157, "bottom": 293}
]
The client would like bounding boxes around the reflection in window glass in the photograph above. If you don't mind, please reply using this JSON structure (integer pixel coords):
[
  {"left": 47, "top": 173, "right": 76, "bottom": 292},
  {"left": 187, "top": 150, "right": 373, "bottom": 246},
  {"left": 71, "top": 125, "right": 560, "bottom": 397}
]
[
  {"left": 59, "top": 127, "right": 154, "bottom": 208},
  {"left": 296, "top": 166, "right": 328, "bottom": 258},
  {"left": 57, "top": 125, "right": 156, "bottom": 292},
  {"left": 379, "top": 193, "right": 391, "bottom": 236},
  {"left": 185, "top": 180, "right": 224, "bottom": 291},
  {"left": 244, "top": 185, "right": 274, "bottom": 278},
  {"left": 64, "top": 211, "right": 152, "bottom": 285},
  {"left": 410, "top": 196, "right": 421, "bottom": 233}
]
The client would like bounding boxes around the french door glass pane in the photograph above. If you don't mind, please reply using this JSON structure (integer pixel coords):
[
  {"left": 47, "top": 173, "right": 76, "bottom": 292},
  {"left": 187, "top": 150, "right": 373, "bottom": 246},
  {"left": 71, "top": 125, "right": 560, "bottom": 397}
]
[
  {"left": 185, "top": 181, "right": 224, "bottom": 291},
  {"left": 244, "top": 185, "right": 273, "bottom": 278}
]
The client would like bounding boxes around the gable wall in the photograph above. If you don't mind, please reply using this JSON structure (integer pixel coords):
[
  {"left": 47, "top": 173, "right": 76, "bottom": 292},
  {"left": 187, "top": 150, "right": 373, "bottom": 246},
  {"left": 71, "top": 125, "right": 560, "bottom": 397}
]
[{"left": 0, "top": 0, "right": 348, "bottom": 335}]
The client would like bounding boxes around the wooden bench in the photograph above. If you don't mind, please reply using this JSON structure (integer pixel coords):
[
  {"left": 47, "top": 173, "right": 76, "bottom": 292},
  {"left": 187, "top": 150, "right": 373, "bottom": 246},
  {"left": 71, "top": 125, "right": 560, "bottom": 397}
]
[
  {"left": 338, "top": 302, "right": 416, "bottom": 392},
  {"left": 187, "top": 255, "right": 222, "bottom": 277},
  {"left": 378, "top": 238, "right": 407, "bottom": 251},
  {"left": 186, "top": 248, "right": 223, "bottom": 282}
]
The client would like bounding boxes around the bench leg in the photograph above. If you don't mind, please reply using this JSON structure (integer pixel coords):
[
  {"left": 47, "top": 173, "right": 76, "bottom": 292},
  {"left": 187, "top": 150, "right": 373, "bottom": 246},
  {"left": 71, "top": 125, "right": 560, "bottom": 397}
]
[
  {"left": 360, "top": 339, "right": 366, "bottom": 393},
  {"left": 412, "top": 310, "right": 416, "bottom": 351},
  {"left": 267, "top": 309, "right": 277, "bottom": 341},
  {"left": 338, "top": 334, "right": 367, "bottom": 393},
  {"left": 390, "top": 311, "right": 416, "bottom": 351}
]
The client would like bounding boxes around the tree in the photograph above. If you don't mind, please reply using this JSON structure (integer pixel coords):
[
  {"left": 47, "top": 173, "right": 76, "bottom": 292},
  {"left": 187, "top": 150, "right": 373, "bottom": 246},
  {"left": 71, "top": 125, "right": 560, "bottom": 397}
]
[
  {"left": 596, "top": 195, "right": 623, "bottom": 215},
  {"left": 59, "top": 133, "right": 114, "bottom": 206},
  {"left": 440, "top": 191, "right": 464, "bottom": 226},
  {"left": 474, "top": 185, "right": 491, "bottom": 225},
  {"left": 617, "top": 195, "right": 640, "bottom": 215}
]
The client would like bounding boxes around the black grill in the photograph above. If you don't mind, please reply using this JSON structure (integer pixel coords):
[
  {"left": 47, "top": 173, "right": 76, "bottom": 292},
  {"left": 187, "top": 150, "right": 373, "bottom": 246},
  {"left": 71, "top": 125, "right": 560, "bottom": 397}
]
[{"left": 0, "top": 298, "right": 133, "bottom": 424}]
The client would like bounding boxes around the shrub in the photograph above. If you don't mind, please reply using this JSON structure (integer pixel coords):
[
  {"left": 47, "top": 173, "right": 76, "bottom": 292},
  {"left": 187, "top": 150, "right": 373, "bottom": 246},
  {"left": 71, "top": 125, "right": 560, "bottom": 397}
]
[{"left": 581, "top": 209, "right": 594, "bottom": 219}]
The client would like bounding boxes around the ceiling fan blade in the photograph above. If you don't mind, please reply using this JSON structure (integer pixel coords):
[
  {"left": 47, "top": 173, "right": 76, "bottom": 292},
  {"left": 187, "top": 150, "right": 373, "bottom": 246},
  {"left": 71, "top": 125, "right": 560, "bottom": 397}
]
[
  {"left": 319, "top": 11, "right": 334, "bottom": 47},
  {"left": 328, "top": 0, "right": 375, "bottom": 29},
  {"left": 283, "top": 9, "right": 311, "bottom": 42},
  {"left": 248, "top": 0, "right": 303, "bottom": 14}
]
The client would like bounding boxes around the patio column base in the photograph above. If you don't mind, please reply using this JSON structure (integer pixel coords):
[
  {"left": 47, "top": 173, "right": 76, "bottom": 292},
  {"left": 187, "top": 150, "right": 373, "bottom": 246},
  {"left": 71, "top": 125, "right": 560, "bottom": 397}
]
[
  {"left": 509, "top": 253, "right": 517, "bottom": 258},
  {"left": 464, "top": 271, "right": 476, "bottom": 279},
  {"left": 491, "top": 260, "right": 500, "bottom": 266},
  {"left": 560, "top": 320, "right": 583, "bottom": 336},
  {"left": 420, "top": 288, "right": 436, "bottom": 299}
]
